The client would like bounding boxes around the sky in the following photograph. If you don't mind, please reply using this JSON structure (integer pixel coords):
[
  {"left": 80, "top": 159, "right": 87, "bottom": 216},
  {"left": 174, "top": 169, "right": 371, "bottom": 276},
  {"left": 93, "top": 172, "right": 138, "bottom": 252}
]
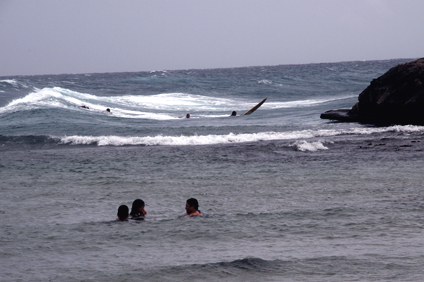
[{"left": 1, "top": 0, "right": 423, "bottom": 76}]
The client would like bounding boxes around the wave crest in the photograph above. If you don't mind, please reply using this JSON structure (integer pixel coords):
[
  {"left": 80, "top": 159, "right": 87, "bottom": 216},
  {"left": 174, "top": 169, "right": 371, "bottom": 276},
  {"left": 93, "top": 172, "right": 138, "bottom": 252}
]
[{"left": 290, "top": 140, "right": 330, "bottom": 152}]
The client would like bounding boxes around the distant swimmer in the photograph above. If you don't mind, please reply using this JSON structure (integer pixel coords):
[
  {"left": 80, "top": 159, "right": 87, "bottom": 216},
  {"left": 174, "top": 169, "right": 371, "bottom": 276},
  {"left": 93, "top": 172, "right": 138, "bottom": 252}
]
[
  {"left": 230, "top": 111, "right": 237, "bottom": 116},
  {"left": 116, "top": 205, "right": 129, "bottom": 221},
  {"left": 180, "top": 113, "right": 190, "bottom": 119},
  {"left": 106, "top": 108, "right": 111, "bottom": 113},
  {"left": 79, "top": 105, "right": 89, "bottom": 109},
  {"left": 130, "top": 199, "right": 146, "bottom": 220},
  {"left": 185, "top": 198, "right": 202, "bottom": 217}
]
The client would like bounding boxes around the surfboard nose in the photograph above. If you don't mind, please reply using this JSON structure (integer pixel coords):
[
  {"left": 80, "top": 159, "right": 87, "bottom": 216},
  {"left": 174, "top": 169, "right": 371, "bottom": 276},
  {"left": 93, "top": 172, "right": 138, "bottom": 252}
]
[{"left": 243, "top": 98, "right": 267, "bottom": 115}]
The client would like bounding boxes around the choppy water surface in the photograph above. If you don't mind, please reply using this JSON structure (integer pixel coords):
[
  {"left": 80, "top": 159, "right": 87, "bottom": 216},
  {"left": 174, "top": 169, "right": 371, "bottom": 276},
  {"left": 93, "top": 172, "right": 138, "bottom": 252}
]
[{"left": 1, "top": 59, "right": 424, "bottom": 281}]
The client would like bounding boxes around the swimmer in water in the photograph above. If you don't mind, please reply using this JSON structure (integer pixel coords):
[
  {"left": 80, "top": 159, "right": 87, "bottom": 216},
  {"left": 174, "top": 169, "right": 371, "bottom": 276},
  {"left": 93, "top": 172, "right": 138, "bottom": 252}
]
[
  {"left": 185, "top": 198, "right": 202, "bottom": 217},
  {"left": 230, "top": 111, "right": 237, "bottom": 116},
  {"left": 79, "top": 105, "right": 89, "bottom": 109},
  {"left": 106, "top": 108, "right": 111, "bottom": 113},
  {"left": 180, "top": 113, "right": 190, "bottom": 119},
  {"left": 129, "top": 199, "right": 146, "bottom": 220},
  {"left": 116, "top": 205, "right": 129, "bottom": 221}
]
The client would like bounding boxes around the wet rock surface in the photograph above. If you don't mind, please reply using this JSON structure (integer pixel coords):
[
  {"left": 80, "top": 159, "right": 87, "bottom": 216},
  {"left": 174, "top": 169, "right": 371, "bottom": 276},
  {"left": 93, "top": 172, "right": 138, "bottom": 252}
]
[{"left": 321, "top": 58, "right": 424, "bottom": 125}]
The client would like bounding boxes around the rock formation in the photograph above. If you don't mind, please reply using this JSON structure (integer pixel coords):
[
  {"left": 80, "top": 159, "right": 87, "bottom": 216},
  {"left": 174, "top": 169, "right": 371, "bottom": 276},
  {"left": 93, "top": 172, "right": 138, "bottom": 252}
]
[{"left": 321, "top": 58, "right": 424, "bottom": 125}]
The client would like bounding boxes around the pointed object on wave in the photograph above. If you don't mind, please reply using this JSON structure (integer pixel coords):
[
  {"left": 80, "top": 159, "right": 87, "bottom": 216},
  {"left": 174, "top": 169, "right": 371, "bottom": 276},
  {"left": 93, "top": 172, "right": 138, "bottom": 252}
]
[{"left": 242, "top": 98, "right": 267, "bottom": 115}]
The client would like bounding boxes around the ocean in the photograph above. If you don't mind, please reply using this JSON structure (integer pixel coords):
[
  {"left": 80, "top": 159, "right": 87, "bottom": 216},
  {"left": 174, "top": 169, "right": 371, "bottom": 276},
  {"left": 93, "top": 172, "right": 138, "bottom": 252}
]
[{"left": 1, "top": 59, "right": 424, "bottom": 281}]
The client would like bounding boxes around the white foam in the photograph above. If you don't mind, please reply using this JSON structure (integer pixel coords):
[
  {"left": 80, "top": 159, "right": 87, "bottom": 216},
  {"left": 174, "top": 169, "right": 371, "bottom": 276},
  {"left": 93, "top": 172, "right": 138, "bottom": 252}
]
[
  {"left": 60, "top": 131, "right": 316, "bottom": 146},
  {"left": 348, "top": 125, "right": 424, "bottom": 135},
  {"left": 0, "top": 87, "right": 237, "bottom": 118},
  {"left": 290, "top": 140, "right": 329, "bottom": 152},
  {"left": 58, "top": 125, "right": 424, "bottom": 147},
  {"left": 0, "top": 79, "right": 29, "bottom": 88},
  {"left": 116, "top": 93, "right": 233, "bottom": 111},
  {"left": 0, "top": 79, "right": 18, "bottom": 87},
  {"left": 0, "top": 85, "right": 358, "bottom": 119},
  {"left": 258, "top": 79, "right": 272, "bottom": 84},
  {"left": 266, "top": 95, "right": 356, "bottom": 109},
  {"left": 0, "top": 87, "right": 92, "bottom": 115}
]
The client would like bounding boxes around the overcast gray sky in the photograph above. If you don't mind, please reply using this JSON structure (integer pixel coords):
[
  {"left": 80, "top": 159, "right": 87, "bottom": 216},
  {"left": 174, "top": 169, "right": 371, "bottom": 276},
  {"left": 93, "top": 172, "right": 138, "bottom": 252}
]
[{"left": 1, "top": 0, "right": 423, "bottom": 76}]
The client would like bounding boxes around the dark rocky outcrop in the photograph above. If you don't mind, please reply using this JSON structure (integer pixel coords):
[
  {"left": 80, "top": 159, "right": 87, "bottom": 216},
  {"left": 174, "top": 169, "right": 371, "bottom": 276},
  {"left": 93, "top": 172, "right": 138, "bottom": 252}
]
[{"left": 321, "top": 58, "right": 424, "bottom": 125}]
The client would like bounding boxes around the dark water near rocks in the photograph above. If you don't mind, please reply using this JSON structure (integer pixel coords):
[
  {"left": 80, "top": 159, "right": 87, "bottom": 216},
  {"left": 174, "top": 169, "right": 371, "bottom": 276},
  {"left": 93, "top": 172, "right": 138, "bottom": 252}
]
[{"left": 1, "top": 59, "right": 424, "bottom": 281}]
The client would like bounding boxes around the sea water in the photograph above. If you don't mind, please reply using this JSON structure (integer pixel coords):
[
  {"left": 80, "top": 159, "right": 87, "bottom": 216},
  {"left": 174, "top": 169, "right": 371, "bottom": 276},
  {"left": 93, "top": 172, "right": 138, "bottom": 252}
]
[{"left": 1, "top": 59, "right": 424, "bottom": 281}]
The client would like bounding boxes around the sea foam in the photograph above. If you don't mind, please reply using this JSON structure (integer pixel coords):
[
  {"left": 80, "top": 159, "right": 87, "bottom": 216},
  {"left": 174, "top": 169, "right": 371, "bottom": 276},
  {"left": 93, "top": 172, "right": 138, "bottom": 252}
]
[
  {"left": 0, "top": 79, "right": 19, "bottom": 87},
  {"left": 1, "top": 86, "right": 356, "bottom": 118},
  {"left": 290, "top": 140, "right": 330, "bottom": 152},
  {"left": 58, "top": 125, "right": 424, "bottom": 147}
]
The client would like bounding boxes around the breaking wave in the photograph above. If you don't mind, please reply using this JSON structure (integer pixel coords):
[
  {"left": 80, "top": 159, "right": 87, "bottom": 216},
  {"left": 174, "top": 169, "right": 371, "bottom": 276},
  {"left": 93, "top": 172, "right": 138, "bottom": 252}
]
[
  {"left": 0, "top": 86, "right": 356, "bottom": 119},
  {"left": 58, "top": 125, "right": 424, "bottom": 146}
]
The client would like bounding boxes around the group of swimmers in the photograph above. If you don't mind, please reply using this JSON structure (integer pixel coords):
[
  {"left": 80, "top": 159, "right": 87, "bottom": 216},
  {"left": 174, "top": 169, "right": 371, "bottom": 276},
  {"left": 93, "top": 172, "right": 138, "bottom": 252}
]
[
  {"left": 79, "top": 105, "right": 111, "bottom": 113},
  {"left": 81, "top": 107, "right": 237, "bottom": 118},
  {"left": 180, "top": 111, "right": 237, "bottom": 119},
  {"left": 116, "top": 198, "right": 202, "bottom": 221}
]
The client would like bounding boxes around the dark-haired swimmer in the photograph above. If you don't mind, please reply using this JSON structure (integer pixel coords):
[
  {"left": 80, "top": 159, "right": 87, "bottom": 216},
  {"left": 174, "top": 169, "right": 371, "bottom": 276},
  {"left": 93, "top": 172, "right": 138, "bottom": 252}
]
[
  {"left": 116, "top": 205, "right": 129, "bottom": 221},
  {"left": 185, "top": 198, "right": 202, "bottom": 217},
  {"left": 230, "top": 111, "right": 237, "bottom": 116},
  {"left": 106, "top": 108, "right": 111, "bottom": 113},
  {"left": 180, "top": 113, "right": 190, "bottom": 119},
  {"left": 130, "top": 199, "right": 146, "bottom": 220}
]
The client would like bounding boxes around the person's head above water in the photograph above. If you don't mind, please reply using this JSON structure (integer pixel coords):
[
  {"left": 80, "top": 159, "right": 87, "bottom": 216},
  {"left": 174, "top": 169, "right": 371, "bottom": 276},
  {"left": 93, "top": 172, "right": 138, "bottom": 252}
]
[
  {"left": 185, "top": 198, "right": 201, "bottom": 217},
  {"left": 117, "top": 205, "right": 129, "bottom": 221},
  {"left": 130, "top": 199, "right": 146, "bottom": 216},
  {"left": 186, "top": 198, "right": 198, "bottom": 210},
  {"left": 230, "top": 111, "right": 237, "bottom": 116},
  {"left": 180, "top": 113, "right": 190, "bottom": 118}
]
